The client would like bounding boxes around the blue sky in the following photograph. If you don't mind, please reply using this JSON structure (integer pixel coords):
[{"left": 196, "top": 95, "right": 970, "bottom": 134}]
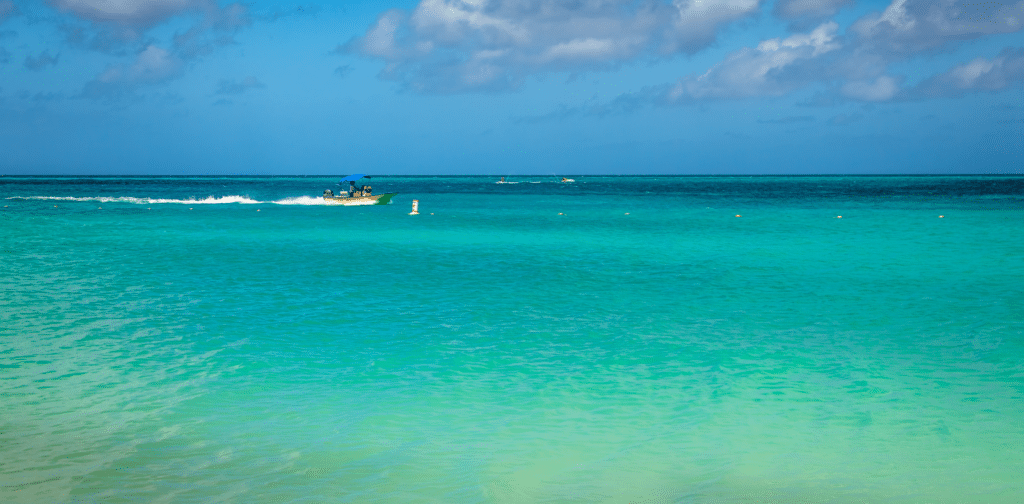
[{"left": 0, "top": 0, "right": 1022, "bottom": 175}]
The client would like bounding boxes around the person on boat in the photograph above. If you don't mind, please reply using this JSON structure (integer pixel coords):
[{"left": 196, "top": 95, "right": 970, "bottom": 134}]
[
  {"left": 364, "top": 185, "right": 372, "bottom": 196},
  {"left": 561, "top": 177, "right": 568, "bottom": 183},
  {"left": 500, "top": 177, "right": 505, "bottom": 183},
  {"left": 348, "top": 180, "right": 356, "bottom": 197}
]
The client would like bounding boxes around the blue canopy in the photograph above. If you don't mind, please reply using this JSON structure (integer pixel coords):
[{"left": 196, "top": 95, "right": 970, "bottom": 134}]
[{"left": 339, "top": 174, "right": 369, "bottom": 182}]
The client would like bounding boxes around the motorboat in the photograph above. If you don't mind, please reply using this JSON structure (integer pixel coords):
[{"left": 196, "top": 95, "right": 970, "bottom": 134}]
[{"left": 323, "top": 174, "right": 397, "bottom": 206}]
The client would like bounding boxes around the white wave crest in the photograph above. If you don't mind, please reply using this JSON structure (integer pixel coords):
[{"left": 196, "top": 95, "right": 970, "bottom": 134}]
[
  {"left": 7, "top": 195, "right": 384, "bottom": 206},
  {"left": 8, "top": 195, "right": 262, "bottom": 204},
  {"left": 271, "top": 196, "right": 331, "bottom": 206}
]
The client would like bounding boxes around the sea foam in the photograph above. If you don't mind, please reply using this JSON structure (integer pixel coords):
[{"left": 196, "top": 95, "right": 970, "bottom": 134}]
[
  {"left": 270, "top": 196, "right": 331, "bottom": 205},
  {"left": 8, "top": 195, "right": 262, "bottom": 204},
  {"left": 8, "top": 195, "right": 353, "bottom": 206}
]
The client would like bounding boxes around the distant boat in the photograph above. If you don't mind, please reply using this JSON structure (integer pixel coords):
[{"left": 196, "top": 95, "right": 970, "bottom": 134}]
[{"left": 323, "top": 174, "right": 396, "bottom": 206}]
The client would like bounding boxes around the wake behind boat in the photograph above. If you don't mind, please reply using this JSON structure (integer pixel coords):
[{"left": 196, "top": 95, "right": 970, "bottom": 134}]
[{"left": 323, "top": 174, "right": 397, "bottom": 206}]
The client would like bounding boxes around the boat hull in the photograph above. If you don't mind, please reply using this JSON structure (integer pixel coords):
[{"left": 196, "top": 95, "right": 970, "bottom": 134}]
[{"left": 323, "top": 193, "right": 397, "bottom": 206}]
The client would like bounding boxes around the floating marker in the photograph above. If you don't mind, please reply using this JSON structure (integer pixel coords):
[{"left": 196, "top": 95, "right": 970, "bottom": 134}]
[{"left": 409, "top": 200, "right": 419, "bottom": 215}]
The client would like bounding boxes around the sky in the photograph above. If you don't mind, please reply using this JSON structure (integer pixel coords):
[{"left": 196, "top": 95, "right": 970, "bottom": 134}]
[{"left": 0, "top": 0, "right": 1022, "bottom": 175}]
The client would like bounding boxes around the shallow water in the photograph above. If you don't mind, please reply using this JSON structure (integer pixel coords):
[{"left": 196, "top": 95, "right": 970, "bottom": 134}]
[{"left": 2, "top": 176, "right": 1023, "bottom": 503}]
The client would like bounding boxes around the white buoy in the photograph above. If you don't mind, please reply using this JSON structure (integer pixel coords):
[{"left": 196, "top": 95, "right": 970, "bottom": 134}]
[{"left": 410, "top": 200, "right": 419, "bottom": 215}]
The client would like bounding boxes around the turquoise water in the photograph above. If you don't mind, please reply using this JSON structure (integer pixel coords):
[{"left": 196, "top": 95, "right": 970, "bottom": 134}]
[{"left": 2, "top": 176, "right": 1023, "bottom": 503}]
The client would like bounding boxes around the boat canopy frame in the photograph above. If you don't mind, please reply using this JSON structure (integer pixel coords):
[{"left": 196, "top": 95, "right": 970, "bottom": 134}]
[{"left": 339, "top": 174, "right": 370, "bottom": 183}]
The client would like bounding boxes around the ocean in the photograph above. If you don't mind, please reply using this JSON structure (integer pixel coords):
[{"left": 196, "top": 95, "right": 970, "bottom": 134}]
[{"left": 2, "top": 175, "right": 1023, "bottom": 503}]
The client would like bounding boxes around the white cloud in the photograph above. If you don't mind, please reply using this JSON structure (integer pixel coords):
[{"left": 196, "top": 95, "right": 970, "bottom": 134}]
[
  {"left": 603, "top": 0, "right": 1024, "bottom": 108},
  {"left": 667, "top": 21, "right": 840, "bottom": 99},
  {"left": 80, "top": 45, "right": 183, "bottom": 98},
  {"left": 841, "top": 75, "right": 901, "bottom": 101},
  {"left": 51, "top": 0, "right": 250, "bottom": 57},
  {"left": 411, "top": 0, "right": 530, "bottom": 46},
  {"left": 910, "top": 47, "right": 1024, "bottom": 97},
  {"left": 53, "top": 0, "right": 251, "bottom": 100},
  {"left": 345, "top": 0, "right": 764, "bottom": 93},
  {"left": 669, "top": 0, "right": 761, "bottom": 52},
  {"left": 852, "top": 0, "right": 1024, "bottom": 54},
  {"left": 172, "top": 2, "right": 250, "bottom": 58},
  {"left": 115, "top": 45, "right": 182, "bottom": 83},
  {"left": 950, "top": 58, "right": 996, "bottom": 87},
  {"left": 0, "top": 0, "right": 17, "bottom": 24},
  {"left": 48, "top": 0, "right": 205, "bottom": 28},
  {"left": 350, "top": 0, "right": 1024, "bottom": 99},
  {"left": 773, "top": 0, "right": 852, "bottom": 20},
  {"left": 360, "top": 10, "right": 403, "bottom": 59}
]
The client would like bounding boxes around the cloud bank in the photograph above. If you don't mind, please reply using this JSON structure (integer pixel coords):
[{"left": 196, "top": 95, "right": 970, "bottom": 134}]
[
  {"left": 344, "top": 0, "right": 1024, "bottom": 103},
  {"left": 49, "top": 0, "right": 252, "bottom": 99},
  {"left": 851, "top": 0, "right": 1024, "bottom": 55},
  {"left": 908, "top": 47, "right": 1024, "bottom": 98},
  {"left": 668, "top": 21, "right": 841, "bottom": 100},
  {"left": 344, "top": 0, "right": 765, "bottom": 93},
  {"left": 619, "top": 0, "right": 1024, "bottom": 107}
]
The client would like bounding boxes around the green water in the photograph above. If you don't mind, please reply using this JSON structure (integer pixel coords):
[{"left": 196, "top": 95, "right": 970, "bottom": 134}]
[{"left": 2, "top": 176, "right": 1023, "bottom": 503}]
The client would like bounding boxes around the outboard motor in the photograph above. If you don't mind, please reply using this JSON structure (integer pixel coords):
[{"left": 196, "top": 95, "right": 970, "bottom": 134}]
[{"left": 323, "top": 189, "right": 333, "bottom": 198}]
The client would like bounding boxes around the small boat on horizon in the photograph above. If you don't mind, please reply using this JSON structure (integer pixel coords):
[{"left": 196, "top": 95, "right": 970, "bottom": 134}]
[{"left": 323, "top": 174, "right": 397, "bottom": 206}]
